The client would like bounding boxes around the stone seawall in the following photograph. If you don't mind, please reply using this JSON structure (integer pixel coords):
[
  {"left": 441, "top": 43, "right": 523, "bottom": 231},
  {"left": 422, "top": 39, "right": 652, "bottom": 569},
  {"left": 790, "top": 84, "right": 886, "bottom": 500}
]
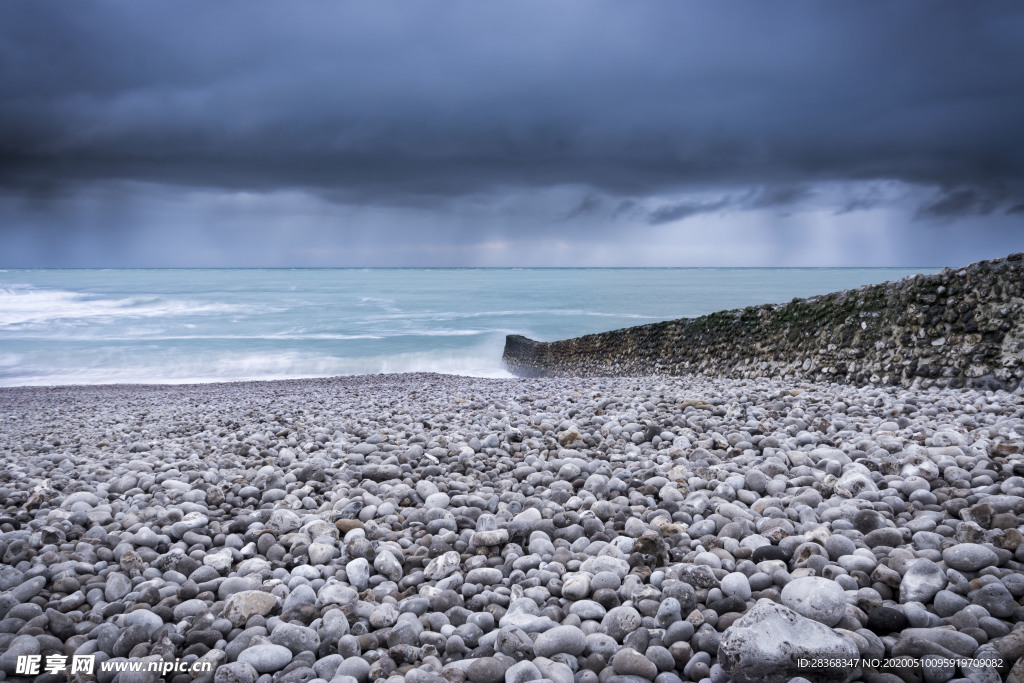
[{"left": 503, "top": 252, "right": 1024, "bottom": 390}]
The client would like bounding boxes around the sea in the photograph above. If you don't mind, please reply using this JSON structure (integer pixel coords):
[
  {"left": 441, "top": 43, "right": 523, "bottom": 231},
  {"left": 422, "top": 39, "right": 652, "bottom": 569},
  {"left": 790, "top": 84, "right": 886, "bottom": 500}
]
[{"left": 0, "top": 268, "right": 939, "bottom": 387}]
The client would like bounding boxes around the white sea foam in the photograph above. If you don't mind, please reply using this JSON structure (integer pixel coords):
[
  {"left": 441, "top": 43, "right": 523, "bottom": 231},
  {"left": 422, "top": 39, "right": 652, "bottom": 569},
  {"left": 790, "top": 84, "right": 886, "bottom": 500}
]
[
  {"left": 0, "top": 346, "right": 513, "bottom": 386},
  {"left": 357, "top": 297, "right": 400, "bottom": 312},
  {"left": 0, "top": 331, "right": 491, "bottom": 341},
  {"left": 0, "top": 284, "right": 260, "bottom": 328},
  {"left": 400, "top": 329, "right": 485, "bottom": 337}
]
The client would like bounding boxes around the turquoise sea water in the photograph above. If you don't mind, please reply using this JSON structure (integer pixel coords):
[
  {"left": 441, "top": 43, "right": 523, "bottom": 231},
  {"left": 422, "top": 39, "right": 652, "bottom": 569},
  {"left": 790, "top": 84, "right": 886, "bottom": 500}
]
[{"left": 0, "top": 268, "right": 938, "bottom": 386}]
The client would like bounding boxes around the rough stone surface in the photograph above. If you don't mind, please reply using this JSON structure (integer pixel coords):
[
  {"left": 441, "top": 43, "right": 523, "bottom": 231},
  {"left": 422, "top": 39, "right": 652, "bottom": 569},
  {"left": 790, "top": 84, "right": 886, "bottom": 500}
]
[
  {"left": 612, "top": 648, "right": 659, "bottom": 679},
  {"left": 942, "top": 543, "right": 999, "bottom": 572},
  {"left": 534, "top": 625, "right": 587, "bottom": 657},
  {"left": 506, "top": 660, "right": 543, "bottom": 683},
  {"left": 719, "top": 600, "right": 860, "bottom": 683},
  {"left": 899, "top": 559, "right": 948, "bottom": 604},
  {"left": 214, "top": 662, "right": 259, "bottom": 683},
  {"left": 237, "top": 643, "right": 293, "bottom": 674},
  {"left": 223, "top": 591, "right": 278, "bottom": 627},
  {"left": 503, "top": 252, "right": 1024, "bottom": 391},
  {"left": 780, "top": 577, "right": 847, "bottom": 627}
]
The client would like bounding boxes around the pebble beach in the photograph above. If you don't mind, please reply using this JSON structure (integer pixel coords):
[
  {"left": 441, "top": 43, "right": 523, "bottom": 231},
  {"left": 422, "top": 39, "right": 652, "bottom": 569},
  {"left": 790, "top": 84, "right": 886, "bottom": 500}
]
[{"left": 1, "top": 372, "right": 1023, "bottom": 683}]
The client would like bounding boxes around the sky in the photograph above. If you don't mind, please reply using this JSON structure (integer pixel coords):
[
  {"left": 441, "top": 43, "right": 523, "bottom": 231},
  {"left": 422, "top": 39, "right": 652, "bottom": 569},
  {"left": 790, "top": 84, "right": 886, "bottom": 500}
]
[{"left": 1, "top": 1, "right": 1022, "bottom": 267}]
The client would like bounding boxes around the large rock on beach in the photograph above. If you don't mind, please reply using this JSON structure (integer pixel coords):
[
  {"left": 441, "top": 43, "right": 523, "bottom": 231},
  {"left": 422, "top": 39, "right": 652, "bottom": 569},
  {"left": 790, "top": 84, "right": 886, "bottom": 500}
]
[{"left": 719, "top": 600, "right": 860, "bottom": 683}]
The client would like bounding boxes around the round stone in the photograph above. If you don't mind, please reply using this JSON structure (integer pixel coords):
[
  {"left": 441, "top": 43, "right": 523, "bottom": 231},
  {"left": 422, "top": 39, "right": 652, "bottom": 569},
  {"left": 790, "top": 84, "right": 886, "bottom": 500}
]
[
  {"left": 693, "top": 551, "right": 722, "bottom": 569},
  {"left": 866, "top": 606, "right": 908, "bottom": 635},
  {"left": 899, "top": 558, "right": 947, "bottom": 604},
  {"left": 373, "top": 550, "right": 404, "bottom": 582},
  {"left": 656, "top": 597, "right": 682, "bottom": 628},
  {"left": 570, "top": 600, "right": 606, "bottom": 621},
  {"left": 646, "top": 645, "right": 676, "bottom": 673},
  {"left": 270, "top": 622, "right": 320, "bottom": 655},
  {"left": 602, "top": 606, "right": 642, "bottom": 642},
  {"left": 267, "top": 509, "right": 302, "bottom": 534},
  {"left": 0, "top": 635, "right": 40, "bottom": 675},
  {"left": 173, "top": 598, "right": 208, "bottom": 621},
  {"left": 472, "top": 529, "right": 509, "bottom": 546},
  {"left": 425, "top": 492, "right": 450, "bottom": 509},
  {"left": 495, "top": 627, "right": 536, "bottom": 660},
  {"left": 745, "top": 470, "right": 768, "bottom": 493},
  {"left": 718, "top": 600, "right": 859, "bottom": 683},
  {"left": 346, "top": 558, "right": 370, "bottom": 590},
  {"left": 824, "top": 534, "right": 856, "bottom": 560},
  {"left": 369, "top": 602, "right": 398, "bottom": 628},
  {"left": 218, "top": 576, "right": 262, "bottom": 600},
  {"left": 506, "top": 661, "right": 543, "bottom": 683},
  {"left": 933, "top": 590, "right": 970, "bottom": 618},
  {"left": 214, "top": 661, "right": 258, "bottom": 683},
  {"left": 223, "top": 590, "right": 278, "bottom": 627},
  {"left": 561, "top": 573, "right": 591, "bottom": 600},
  {"left": 720, "top": 573, "right": 752, "bottom": 601},
  {"left": 864, "top": 528, "right": 903, "bottom": 548},
  {"left": 780, "top": 577, "right": 847, "bottom": 626},
  {"left": 467, "top": 657, "right": 507, "bottom": 683},
  {"left": 122, "top": 609, "right": 164, "bottom": 637},
  {"left": 112, "top": 624, "right": 150, "bottom": 657},
  {"left": 237, "top": 643, "right": 293, "bottom": 673},
  {"left": 104, "top": 572, "right": 132, "bottom": 601},
  {"left": 612, "top": 648, "right": 658, "bottom": 679},
  {"left": 751, "top": 546, "right": 790, "bottom": 563},
  {"left": 334, "top": 655, "right": 371, "bottom": 683},
  {"left": 465, "top": 567, "right": 504, "bottom": 585},
  {"left": 942, "top": 544, "right": 998, "bottom": 572},
  {"left": 970, "top": 583, "right": 1016, "bottom": 618},
  {"left": 424, "top": 551, "right": 461, "bottom": 580},
  {"left": 307, "top": 541, "right": 336, "bottom": 565},
  {"left": 534, "top": 625, "right": 587, "bottom": 657},
  {"left": 591, "top": 571, "right": 622, "bottom": 591}
]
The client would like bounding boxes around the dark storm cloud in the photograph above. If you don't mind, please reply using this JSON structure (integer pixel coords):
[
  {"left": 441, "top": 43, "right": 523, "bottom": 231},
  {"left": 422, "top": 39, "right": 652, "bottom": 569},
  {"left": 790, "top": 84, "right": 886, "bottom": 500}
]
[
  {"left": 835, "top": 186, "right": 890, "bottom": 215},
  {"left": 646, "top": 185, "right": 812, "bottom": 225},
  {"left": 917, "top": 186, "right": 1013, "bottom": 219},
  {"left": 2, "top": 1, "right": 1024, "bottom": 213},
  {"left": 648, "top": 198, "right": 732, "bottom": 225},
  {"left": 564, "top": 194, "right": 603, "bottom": 221},
  {"left": 748, "top": 187, "right": 813, "bottom": 211}
]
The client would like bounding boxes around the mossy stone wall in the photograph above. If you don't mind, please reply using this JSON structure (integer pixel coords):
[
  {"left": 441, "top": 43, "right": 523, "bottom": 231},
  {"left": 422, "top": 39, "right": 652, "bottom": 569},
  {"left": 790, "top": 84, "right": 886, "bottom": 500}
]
[{"left": 503, "top": 253, "right": 1024, "bottom": 391}]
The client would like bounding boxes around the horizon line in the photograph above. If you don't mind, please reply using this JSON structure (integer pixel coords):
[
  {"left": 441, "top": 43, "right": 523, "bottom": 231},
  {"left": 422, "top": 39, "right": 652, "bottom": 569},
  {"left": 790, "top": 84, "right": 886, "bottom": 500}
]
[{"left": 0, "top": 265, "right": 946, "bottom": 271}]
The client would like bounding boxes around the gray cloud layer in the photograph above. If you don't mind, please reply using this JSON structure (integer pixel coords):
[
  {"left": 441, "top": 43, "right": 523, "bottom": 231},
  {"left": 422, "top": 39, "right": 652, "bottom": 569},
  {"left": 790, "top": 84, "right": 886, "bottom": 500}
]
[{"left": 1, "top": 1, "right": 1022, "bottom": 265}]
